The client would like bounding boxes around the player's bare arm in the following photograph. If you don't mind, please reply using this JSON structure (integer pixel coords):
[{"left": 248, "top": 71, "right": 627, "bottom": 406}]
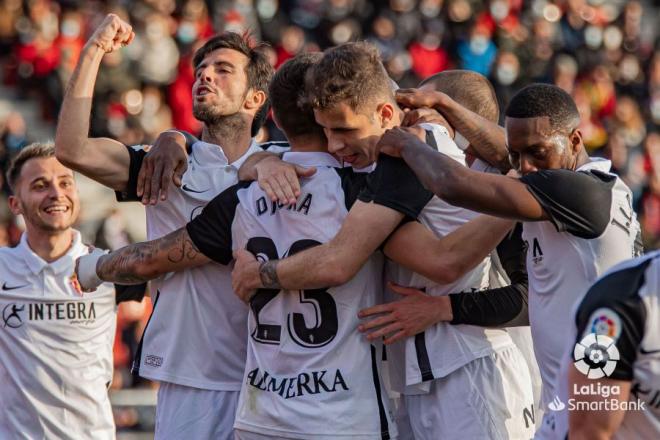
[
  {"left": 397, "top": 88, "right": 510, "bottom": 172},
  {"left": 568, "top": 370, "right": 630, "bottom": 439},
  {"left": 231, "top": 201, "right": 405, "bottom": 300},
  {"left": 54, "top": 14, "right": 135, "bottom": 191},
  {"left": 378, "top": 126, "right": 548, "bottom": 221},
  {"left": 384, "top": 215, "right": 514, "bottom": 284},
  {"left": 356, "top": 215, "right": 515, "bottom": 344},
  {"left": 76, "top": 228, "right": 210, "bottom": 289}
]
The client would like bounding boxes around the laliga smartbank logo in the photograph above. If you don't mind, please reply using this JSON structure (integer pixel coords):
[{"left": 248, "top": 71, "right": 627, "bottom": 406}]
[
  {"left": 549, "top": 330, "right": 645, "bottom": 413},
  {"left": 573, "top": 333, "right": 619, "bottom": 379}
]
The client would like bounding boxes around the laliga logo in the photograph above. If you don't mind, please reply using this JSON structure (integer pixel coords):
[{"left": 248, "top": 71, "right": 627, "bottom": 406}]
[{"left": 573, "top": 333, "right": 620, "bottom": 379}]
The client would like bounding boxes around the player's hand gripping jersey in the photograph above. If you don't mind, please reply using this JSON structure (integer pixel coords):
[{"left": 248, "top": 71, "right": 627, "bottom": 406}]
[{"left": 187, "top": 151, "right": 397, "bottom": 439}]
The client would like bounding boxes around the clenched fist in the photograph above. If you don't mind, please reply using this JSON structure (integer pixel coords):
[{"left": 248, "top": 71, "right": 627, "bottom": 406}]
[{"left": 87, "top": 14, "right": 135, "bottom": 53}]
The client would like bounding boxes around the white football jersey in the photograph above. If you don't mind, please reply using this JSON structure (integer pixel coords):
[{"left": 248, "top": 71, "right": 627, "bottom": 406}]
[
  {"left": 0, "top": 231, "right": 116, "bottom": 439},
  {"left": 551, "top": 251, "right": 660, "bottom": 439},
  {"left": 520, "top": 158, "right": 641, "bottom": 410},
  {"left": 118, "top": 139, "right": 267, "bottom": 390},
  {"left": 381, "top": 125, "right": 515, "bottom": 392},
  {"left": 187, "top": 152, "right": 396, "bottom": 439}
]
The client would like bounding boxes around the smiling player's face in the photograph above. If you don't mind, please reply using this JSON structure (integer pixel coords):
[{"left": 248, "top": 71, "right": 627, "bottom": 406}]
[{"left": 9, "top": 157, "right": 80, "bottom": 233}]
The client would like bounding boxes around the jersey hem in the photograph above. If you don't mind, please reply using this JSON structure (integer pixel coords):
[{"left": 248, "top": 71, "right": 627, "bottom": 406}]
[
  {"left": 138, "top": 370, "right": 242, "bottom": 391},
  {"left": 234, "top": 421, "right": 396, "bottom": 439},
  {"left": 404, "top": 341, "right": 515, "bottom": 389}
]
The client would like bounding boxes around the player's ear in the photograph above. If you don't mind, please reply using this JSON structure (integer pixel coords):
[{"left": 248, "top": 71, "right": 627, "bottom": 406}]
[
  {"left": 244, "top": 89, "right": 267, "bottom": 112},
  {"left": 570, "top": 128, "right": 583, "bottom": 155},
  {"left": 377, "top": 102, "right": 395, "bottom": 128},
  {"left": 8, "top": 195, "right": 22, "bottom": 216}
]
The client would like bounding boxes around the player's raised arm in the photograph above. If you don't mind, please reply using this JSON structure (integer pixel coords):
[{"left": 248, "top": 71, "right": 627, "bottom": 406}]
[{"left": 54, "top": 14, "right": 135, "bottom": 191}]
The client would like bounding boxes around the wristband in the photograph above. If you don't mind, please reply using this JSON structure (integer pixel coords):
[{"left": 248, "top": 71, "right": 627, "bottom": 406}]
[{"left": 76, "top": 248, "right": 109, "bottom": 291}]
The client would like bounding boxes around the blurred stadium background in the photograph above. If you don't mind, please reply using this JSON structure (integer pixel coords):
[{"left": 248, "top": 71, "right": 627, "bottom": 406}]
[{"left": 0, "top": 0, "right": 657, "bottom": 436}]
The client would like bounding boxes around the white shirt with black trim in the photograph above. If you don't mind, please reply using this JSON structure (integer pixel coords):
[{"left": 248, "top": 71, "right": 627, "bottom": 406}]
[
  {"left": 0, "top": 231, "right": 116, "bottom": 439},
  {"left": 520, "top": 158, "right": 642, "bottom": 410},
  {"left": 360, "top": 124, "right": 516, "bottom": 393},
  {"left": 186, "top": 152, "right": 396, "bottom": 440},
  {"left": 552, "top": 251, "right": 660, "bottom": 439},
  {"left": 117, "top": 139, "right": 268, "bottom": 390}
]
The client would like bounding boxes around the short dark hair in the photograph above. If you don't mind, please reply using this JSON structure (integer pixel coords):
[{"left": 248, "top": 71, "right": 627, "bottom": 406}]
[
  {"left": 306, "top": 42, "right": 393, "bottom": 111},
  {"left": 193, "top": 32, "right": 273, "bottom": 136},
  {"left": 505, "top": 83, "right": 580, "bottom": 133},
  {"left": 419, "top": 70, "right": 499, "bottom": 123},
  {"left": 6, "top": 142, "right": 56, "bottom": 192},
  {"left": 269, "top": 53, "right": 324, "bottom": 139}
]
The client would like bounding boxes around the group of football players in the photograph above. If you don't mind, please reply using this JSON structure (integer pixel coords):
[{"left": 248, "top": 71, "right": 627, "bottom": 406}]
[{"left": 1, "top": 12, "right": 658, "bottom": 440}]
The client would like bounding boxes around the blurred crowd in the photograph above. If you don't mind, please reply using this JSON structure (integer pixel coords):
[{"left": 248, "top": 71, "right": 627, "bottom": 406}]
[{"left": 0, "top": 0, "right": 658, "bottom": 428}]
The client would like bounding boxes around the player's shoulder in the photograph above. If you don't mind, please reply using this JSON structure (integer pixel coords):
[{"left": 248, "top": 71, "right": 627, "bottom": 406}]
[
  {"left": 580, "top": 251, "right": 660, "bottom": 312},
  {"left": 259, "top": 141, "right": 290, "bottom": 154},
  {"left": 0, "top": 245, "right": 21, "bottom": 263}
]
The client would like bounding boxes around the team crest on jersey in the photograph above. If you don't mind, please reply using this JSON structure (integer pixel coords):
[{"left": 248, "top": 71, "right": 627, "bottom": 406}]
[{"left": 584, "top": 307, "right": 622, "bottom": 341}]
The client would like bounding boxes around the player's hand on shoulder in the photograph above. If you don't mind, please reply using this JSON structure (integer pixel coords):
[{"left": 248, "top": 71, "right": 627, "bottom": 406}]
[
  {"left": 74, "top": 248, "right": 109, "bottom": 293},
  {"left": 231, "top": 249, "right": 261, "bottom": 302},
  {"left": 376, "top": 126, "right": 425, "bottom": 158},
  {"left": 396, "top": 88, "right": 443, "bottom": 111},
  {"left": 137, "top": 131, "right": 189, "bottom": 205},
  {"left": 357, "top": 282, "right": 452, "bottom": 345},
  {"left": 87, "top": 14, "right": 134, "bottom": 54},
  {"left": 255, "top": 155, "right": 316, "bottom": 206},
  {"left": 402, "top": 108, "right": 454, "bottom": 139}
]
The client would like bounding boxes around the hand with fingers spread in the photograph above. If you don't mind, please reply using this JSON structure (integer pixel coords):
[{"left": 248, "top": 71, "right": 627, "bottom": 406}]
[
  {"left": 357, "top": 282, "right": 452, "bottom": 345},
  {"left": 86, "top": 13, "right": 135, "bottom": 54},
  {"left": 376, "top": 126, "right": 427, "bottom": 158},
  {"left": 255, "top": 155, "right": 316, "bottom": 205},
  {"left": 137, "top": 131, "right": 189, "bottom": 205},
  {"left": 231, "top": 249, "right": 263, "bottom": 302},
  {"left": 402, "top": 107, "right": 455, "bottom": 139}
]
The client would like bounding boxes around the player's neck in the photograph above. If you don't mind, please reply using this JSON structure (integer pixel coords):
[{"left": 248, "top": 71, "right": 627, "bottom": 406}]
[
  {"left": 287, "top": 134, "right": 327, "bottom": 153},
  {"left": 201, "top": 114, "right": 252, "bottom": 163},
  {"left": 574, "top": 150, "right": 591, "bottom": 170},
  {"left": 25, "top": 227, "right": 74, "bottom": 263}
]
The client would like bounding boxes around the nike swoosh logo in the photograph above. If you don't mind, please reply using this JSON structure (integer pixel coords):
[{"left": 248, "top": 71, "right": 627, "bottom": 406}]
[
  {"left": 640, "top": 347, "right": 660, "bottom": 355},
  {"left": 2, "top": 282, "right": 28, "bottom": 291},
  {"left": 182, "top": 184, "right": 208, "bottom": 193}
]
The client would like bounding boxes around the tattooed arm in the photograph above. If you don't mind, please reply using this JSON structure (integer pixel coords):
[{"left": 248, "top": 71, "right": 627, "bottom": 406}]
[{"left": 93, "top": 227, "right": 211, "bottom": 285}]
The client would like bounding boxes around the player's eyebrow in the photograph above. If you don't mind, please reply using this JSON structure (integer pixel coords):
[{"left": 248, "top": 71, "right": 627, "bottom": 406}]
[
  {"left": 28, "top": 176, "right": 47, "bottom": 185},
  {"left": 213, "top": 60, "right": 235, "bottom": 70}
]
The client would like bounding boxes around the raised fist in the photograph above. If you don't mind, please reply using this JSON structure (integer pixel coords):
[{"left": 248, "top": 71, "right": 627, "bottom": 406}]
[{"left": 87, "top": 13, "right": 135, "bottom": 53}]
